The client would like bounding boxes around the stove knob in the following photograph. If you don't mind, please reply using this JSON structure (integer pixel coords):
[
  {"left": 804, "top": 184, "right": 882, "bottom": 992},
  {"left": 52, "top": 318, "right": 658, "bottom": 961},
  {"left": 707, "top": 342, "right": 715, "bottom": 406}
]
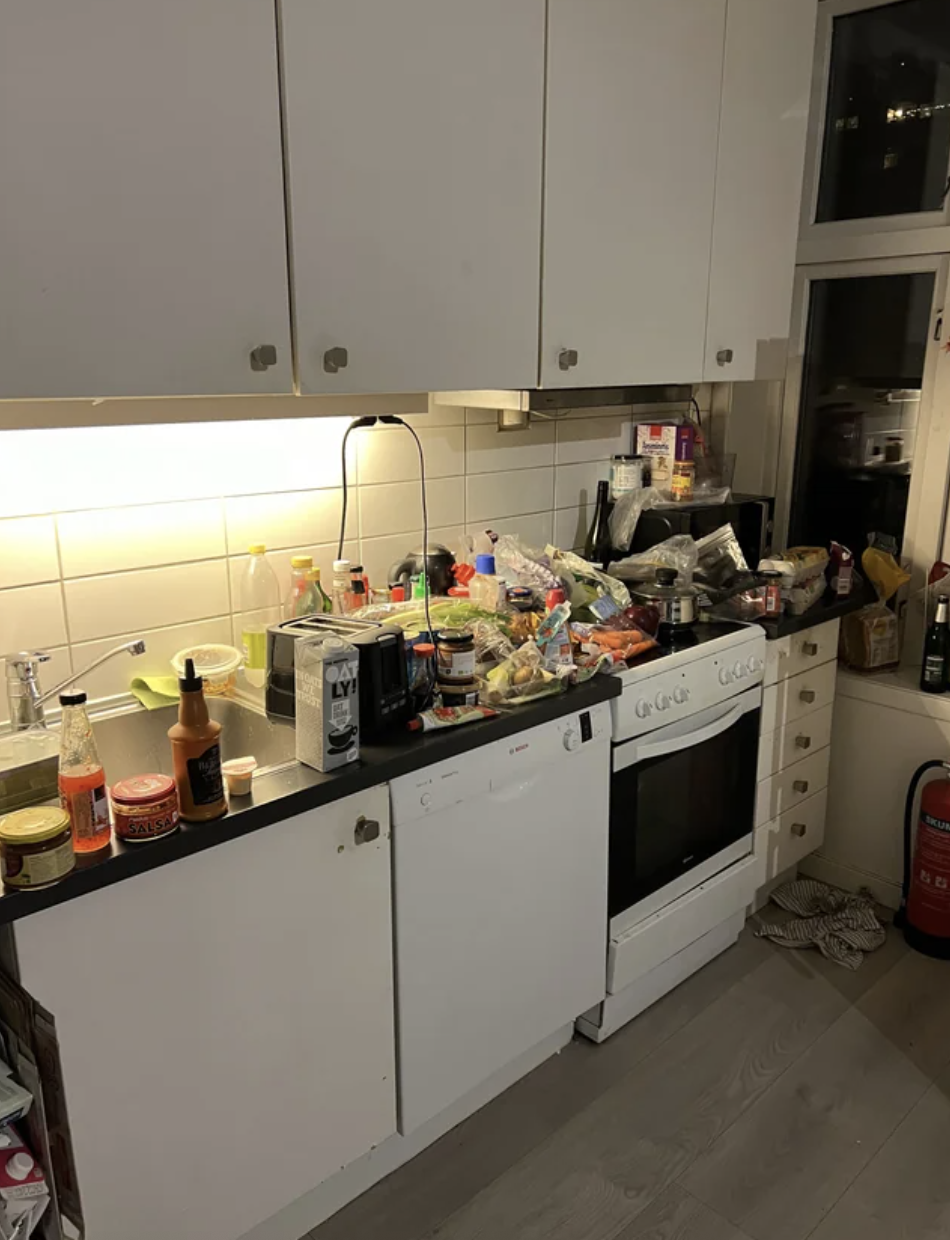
[
  {"left": 635, "top": 699, "right": 652, "bottom": 719},
  {"left": 673, "top": 686, "right": 689, "bottom": 704},
  {"left": 563, "top": 727, "right": 581, "bottom": 752},
  {"left": 732, "top": 661, "right": 748, "bottom": 679},
  {"left": 655, "top": 691, "right": 670, "bottom": 711},
  {"left": 718, "top": 667, "right": 732, "bottom": 686},
  {"left": 420, "top": 793, "right": 432, "bottom": 808},
  {"left": 747, "top": 655, "right": 761, "bottom": 674}
]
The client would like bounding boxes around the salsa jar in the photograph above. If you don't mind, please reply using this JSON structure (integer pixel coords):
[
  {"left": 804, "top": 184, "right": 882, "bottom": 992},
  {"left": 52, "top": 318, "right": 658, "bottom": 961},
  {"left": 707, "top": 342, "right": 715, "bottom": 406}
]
[
  {"left": 0, "top": 807, "right": 75, "bottom": 889},
  {"left": 111, "top": 774, "right": 180, "bottom": 842},
  {"left": 436, "top": 629, "right": 476, "bottom": 682}
]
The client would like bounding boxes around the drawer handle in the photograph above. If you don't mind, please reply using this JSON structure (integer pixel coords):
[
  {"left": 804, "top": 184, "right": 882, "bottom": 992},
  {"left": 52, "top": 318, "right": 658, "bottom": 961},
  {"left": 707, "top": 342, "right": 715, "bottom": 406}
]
[
  {"left": 799, "top": 689, "right": 816, "bottom": 704},
  {"left": 354, "top": 816, "right": 380, "bottom": 845},
  {"left": 324, "top": 345, "right": 349, "bottom": 373},
  {"left": 793, "top": 779, "right": 809, "bottom": 794},
  {"left": 802, "top": 641, "right": 819, "bottom": 657},
  {"left": 249, "top": 343, "right": 277, "bottom": 372},
  {"left": 791, "top": 822, "right": 807, "bottom": 838},
  {"left": 795, "top": 734, "right": 811, "bottom": 750},
  {"left": 558, "top": 348, "right": 579, "bottom": 371}
]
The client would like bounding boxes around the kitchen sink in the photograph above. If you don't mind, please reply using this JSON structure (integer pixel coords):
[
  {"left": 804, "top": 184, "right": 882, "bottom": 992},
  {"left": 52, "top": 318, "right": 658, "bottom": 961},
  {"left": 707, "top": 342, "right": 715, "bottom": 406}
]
[{"left": 0, "top": 698, "right": 297, "bottom": 814}]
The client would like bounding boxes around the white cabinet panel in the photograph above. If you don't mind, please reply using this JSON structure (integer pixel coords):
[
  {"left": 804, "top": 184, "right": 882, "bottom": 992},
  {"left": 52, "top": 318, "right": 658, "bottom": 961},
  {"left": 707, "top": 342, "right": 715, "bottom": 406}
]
[
  {"left": 758, "top": 702, "right": 835, "bottom": 781},
  {"left": 14, "top": 788, "right": 395, "bottom": 1240},
  {"left": 756, "top": 787, "right": 828, "bottom": 884},
  {"left": 0, "top": 0, "right": 292, "bottom": 399},
  {"left": 704, "top": 0, "right": 818, "bottom": 381},
  {"left": 761, "top": 658, "right": 837, "bottom": 734},
  {"left": 542, "top": 0, "right": 727, "bottom": 388},
  {"left": 282, "top": 0, "right": 545, "bottom": 395},
  {"left": 755, "top": 744, "right": 831, "bottom": 828}
]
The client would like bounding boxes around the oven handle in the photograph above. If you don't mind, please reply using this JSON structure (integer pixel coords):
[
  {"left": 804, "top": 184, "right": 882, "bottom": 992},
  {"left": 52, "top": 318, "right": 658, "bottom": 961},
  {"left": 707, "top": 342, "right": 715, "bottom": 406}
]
[{"left": 635, "top": 702, "right": 744, "bottom": 763}]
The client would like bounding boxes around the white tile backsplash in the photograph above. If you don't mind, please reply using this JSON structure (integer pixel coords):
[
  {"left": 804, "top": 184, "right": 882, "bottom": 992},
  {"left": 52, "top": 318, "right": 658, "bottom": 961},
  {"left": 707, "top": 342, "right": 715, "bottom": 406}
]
[
  {"left": 359, "top": 477, "right": 463, "bottom": 539},
  {"left": 57, "top": 499, "right": 226, "bottom": 578},
  {"left": 0, "top": 517, "right": 59, "bottom": 589},
  {"left": 0, "top": 582, "right": 68, "bottom": 652},
  {"left": 64, "top": 560, "right": 231, "bottom": 644},
  {"left": 0, "top": 402, "right": 693, "bottom": 712},
  {"left": 467, "top": 467, "right": 554, "bottom": 524}
]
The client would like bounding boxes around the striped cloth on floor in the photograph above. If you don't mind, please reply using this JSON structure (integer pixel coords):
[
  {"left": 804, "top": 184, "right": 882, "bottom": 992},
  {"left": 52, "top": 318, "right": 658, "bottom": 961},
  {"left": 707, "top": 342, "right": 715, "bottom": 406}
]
[{"left": 755, "top": 878, "right": 887, "bottom": 970}]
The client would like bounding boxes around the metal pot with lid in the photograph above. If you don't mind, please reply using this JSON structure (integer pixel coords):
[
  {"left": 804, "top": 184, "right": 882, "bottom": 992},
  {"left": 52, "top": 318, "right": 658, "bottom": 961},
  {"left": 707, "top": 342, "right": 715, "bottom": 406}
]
[{"left": 630, "top": 567, "right": 698, "bottom": 629}]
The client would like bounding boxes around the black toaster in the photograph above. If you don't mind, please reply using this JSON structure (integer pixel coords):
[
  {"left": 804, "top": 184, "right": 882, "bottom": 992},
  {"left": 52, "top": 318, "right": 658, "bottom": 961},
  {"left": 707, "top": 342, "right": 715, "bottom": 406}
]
[{"left": 266, "top": 614, "right": 410, "bottom": 737}]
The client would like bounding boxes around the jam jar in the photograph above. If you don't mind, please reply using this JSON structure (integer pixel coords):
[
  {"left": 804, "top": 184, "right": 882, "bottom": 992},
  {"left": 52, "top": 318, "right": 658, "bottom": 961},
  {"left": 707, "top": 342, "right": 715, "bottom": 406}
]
[{"left": 0, "top": 807, "right": 75, "bottom": 889}]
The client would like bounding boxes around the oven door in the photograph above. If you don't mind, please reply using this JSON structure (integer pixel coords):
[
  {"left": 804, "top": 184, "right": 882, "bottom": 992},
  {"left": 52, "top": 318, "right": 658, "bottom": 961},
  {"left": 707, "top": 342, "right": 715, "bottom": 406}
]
[{"left": 609, "top": 687, "right": 760, "bottom": 931}]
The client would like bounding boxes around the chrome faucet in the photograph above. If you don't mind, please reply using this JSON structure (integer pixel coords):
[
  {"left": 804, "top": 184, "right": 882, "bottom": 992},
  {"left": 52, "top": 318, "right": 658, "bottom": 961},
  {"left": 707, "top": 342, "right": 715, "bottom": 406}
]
[{"left": 4, "top": 640, "right": 147, "bottom": 731}]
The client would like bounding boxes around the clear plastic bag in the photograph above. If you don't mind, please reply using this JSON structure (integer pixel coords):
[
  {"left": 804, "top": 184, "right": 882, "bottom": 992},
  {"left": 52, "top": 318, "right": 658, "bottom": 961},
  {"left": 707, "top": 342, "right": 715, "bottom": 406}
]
[
  {"left": 608, "top": 535, "right": 698, "bottom": 586},
  {"left": 607, "top": 487, "right": 663, "bottom": 550},
  {"left": 547, "top": 548, "right": 632, "bottom": 608},
  {"left": 481, "top": 641, "right": 567, "bottom": 706},
  {"left": 493, "top": 535, "right": 559, "bottom": 595},
  {"left": 695, "top": 524, "right": 749, "bottom": 591}
]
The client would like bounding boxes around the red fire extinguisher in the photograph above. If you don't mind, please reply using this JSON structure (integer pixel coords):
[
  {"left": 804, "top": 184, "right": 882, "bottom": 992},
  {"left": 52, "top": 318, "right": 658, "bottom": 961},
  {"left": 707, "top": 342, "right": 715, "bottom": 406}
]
[{"left": 899, "top": 760, "right": 950, "bottom": 958}]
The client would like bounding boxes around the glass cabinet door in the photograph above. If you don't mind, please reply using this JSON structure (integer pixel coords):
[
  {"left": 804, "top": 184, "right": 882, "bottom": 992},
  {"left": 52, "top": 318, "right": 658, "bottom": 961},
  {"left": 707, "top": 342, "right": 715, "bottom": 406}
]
[
  {"left": 788, "top": 268, "right": 936, "bottom": 555},
  {"left": 817, "top": 0, "right": 950, "bottom": 224}
]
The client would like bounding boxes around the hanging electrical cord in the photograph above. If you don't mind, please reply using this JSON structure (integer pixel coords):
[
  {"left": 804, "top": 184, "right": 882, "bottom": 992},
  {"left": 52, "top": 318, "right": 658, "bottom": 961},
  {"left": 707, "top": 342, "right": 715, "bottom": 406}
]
[
  {"left": 689, "top": 395, "right": 709, "bottom": 447},
  {"left": 338, "top": 416, "right": 377, "bottom": 559}
]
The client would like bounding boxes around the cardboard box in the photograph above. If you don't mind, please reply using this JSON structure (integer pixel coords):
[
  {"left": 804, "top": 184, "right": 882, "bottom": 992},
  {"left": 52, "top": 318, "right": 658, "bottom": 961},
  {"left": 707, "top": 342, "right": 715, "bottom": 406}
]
[
  {"left": 0, "top": 1125, "right": 50, "bottom": 1239},
  {"left": 635, "top": 424, "right": 692, "bottom": 488},
  {"left": 295, "top": 636, "right": 360, "bottom": 773}
]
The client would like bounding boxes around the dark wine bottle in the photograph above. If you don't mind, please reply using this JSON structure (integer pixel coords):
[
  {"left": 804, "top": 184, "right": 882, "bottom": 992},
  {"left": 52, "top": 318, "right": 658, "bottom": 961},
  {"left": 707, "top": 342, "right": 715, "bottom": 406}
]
[
  {"left": 921, "top": 595, "right": 950, "bottom": 693},
  {"left": 584, "top": 480, "right": 613, "bottom": 567}
]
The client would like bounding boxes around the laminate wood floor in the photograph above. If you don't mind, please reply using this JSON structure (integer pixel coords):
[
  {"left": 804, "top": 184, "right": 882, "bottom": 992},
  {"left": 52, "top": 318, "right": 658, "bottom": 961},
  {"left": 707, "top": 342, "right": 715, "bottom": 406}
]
[{"left": 308, "top": 920, "right": 950, "bottom": 1240}]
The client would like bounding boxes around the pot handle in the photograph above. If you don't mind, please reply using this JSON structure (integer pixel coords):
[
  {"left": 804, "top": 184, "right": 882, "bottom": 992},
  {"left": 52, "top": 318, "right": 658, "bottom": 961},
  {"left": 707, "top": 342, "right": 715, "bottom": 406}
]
[{"left": 388, "top": 557, "right": 413, "bottom": 589}]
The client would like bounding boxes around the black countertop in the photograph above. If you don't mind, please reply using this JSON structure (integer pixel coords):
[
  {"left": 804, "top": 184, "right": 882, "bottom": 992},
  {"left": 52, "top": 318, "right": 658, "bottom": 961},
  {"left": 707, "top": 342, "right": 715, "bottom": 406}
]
[
  {"left": 757, "top": 586, "right": 868, "bottom": 640},
  {"left": 0, "top": 677, "right": 621, "bottom": 927}
]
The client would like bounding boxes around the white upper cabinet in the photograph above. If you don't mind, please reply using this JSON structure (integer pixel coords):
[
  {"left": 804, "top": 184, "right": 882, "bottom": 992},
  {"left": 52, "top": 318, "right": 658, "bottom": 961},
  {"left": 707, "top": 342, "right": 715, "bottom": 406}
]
[
  {"left": 704, "top": 0, "right": 818, "bottom": 381},
  {"left": 281, "top": 0, "right": 545, "bottom": 395},
  {"left": 0, "top": 0, "right": 293, "bottom": 399},
  {"left": 542, "top": 0, "right": 728, "bottom": 389}
]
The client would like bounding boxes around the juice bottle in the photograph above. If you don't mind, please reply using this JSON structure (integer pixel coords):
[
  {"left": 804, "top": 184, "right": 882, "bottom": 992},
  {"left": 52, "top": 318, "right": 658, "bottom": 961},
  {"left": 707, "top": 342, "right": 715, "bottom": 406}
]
[
  {"left": 58, "top": 691, "right": 111, "bottom": 854},
  {"left": 286, "top": 555, "right": 321, "bottom": 619},
  {"left": 240, "top": 543, "right": 282, "bottom": 688}
]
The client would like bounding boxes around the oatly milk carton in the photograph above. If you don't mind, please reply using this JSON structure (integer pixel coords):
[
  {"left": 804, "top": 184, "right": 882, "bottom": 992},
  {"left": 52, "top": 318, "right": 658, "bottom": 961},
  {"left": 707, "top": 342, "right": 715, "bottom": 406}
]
[{"left": 295, "top": 635, "right": 360, "bottom": 772}]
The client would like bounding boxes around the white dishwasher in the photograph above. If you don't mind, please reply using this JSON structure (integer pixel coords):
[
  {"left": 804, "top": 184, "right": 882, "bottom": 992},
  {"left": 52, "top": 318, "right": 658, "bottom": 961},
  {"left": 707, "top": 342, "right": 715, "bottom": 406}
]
[{"left": 391, "top": 701, "right": 611, "bottom": 1134}]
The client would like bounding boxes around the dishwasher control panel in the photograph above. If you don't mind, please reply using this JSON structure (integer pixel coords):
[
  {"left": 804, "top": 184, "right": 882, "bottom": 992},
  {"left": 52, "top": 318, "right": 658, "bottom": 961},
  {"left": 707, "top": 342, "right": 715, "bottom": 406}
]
[{"left": 389, "top": 702, "right": 611, "bottom": 823}]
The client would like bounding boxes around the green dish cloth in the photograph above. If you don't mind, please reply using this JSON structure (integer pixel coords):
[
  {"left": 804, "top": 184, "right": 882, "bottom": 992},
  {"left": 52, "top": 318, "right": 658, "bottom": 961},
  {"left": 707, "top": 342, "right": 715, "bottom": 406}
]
[{"left": 130, "top": 676, "right": 180, "bottom": 710}]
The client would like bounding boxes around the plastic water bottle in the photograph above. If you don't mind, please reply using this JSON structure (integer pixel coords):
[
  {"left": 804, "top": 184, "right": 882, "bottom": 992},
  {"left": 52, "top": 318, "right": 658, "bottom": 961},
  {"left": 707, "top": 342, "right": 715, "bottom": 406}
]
[{"left": 241, "top": 544, "right": 282, "bottom": 688}]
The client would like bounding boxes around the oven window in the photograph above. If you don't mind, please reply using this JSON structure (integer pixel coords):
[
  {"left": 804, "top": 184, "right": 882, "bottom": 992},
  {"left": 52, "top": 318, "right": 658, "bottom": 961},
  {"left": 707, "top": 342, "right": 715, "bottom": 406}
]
[{"left": 609, "top": 707, "right": 759, "bottom": 919}]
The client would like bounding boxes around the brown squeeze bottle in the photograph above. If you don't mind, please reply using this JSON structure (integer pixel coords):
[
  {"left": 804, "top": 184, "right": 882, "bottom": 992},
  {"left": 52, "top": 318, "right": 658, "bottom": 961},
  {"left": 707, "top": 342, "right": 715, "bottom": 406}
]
[{"left": 168, "top": 658, "right": 228, "bottom": 822}]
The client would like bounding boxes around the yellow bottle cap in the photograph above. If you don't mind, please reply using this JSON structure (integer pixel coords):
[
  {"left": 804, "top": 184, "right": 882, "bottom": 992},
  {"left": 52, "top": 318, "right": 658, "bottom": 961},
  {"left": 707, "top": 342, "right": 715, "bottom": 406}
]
[
  {"left": 307, "top": 567, "right": 322, "bottom": 581},
  {"left": 290, "top": 555, "right": 314, "bottom": 570},
  {"left": 248, "top": 543, "right": 266, "bottom": 555},
  {"left": 0, "top": 807, "right": 71, "bottom": 844}
]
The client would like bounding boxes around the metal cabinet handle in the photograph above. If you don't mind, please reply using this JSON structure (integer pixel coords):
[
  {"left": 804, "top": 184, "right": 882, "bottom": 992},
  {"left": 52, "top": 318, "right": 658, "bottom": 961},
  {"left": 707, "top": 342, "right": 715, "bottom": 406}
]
[
  {"left": 799, "top": 689, "right": 816, "bottom": 704},
  {"left": 802, "top": 641, "right": 819, "bottom": 657},
  {"left": 791, "top": 822, "right": 807, "bottom": 838},
  {"left": 354, "top": 816, "right": 380, "bottom": 846},
  {"left": 716, "top": 348, "right": 734, "bottom": 367},
  {"left": 795, "top": 734, "right": 811, "bottom": 750},
  {"left": 558, "top": 348, "right": 579, "bottom": 371},
  {"left": 793, "top": 779, "right": 809, "bottom": 794},
  {"left": 249, "top": 344, "right": 277, "bottom": 372},
  {"left": 324, "top": 346, "right": 349, "bottom": 374}
]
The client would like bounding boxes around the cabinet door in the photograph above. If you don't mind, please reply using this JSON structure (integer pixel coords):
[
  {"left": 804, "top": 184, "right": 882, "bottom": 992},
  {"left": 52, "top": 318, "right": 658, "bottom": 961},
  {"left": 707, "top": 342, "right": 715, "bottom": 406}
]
[
  {"left": 542, "top": 0, "right": 727, "bottom": 389},
  {"left": 282, "top": 0, "right": 545, "bottom": 394},
  {"left": 14, "top": 787, "right": 395, "bottom": 1240},
  {"left": 0, "top": 0, "right": 292, "bottom": 399},
  {"left": 704, "top": 0, "right": 818, "bottom": 382}
]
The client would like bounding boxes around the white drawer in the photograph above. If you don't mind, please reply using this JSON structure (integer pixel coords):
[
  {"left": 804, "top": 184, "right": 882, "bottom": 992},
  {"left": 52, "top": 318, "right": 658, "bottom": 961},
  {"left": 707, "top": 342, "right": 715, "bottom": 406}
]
[
  {"left": 757, "top": 703, "right": 834, "bottom": 781},
  {"left": 760, "top": 659, "right": 837, "bottom": 734},
  {"left": 763, "top": 619, "right": 839, "bottom": 687},
  {"left": 755, "top": 788, "right": 827, "bottom": 885},
  {"left": 755, "top": 745, "right": 830, "bottom": 828}
]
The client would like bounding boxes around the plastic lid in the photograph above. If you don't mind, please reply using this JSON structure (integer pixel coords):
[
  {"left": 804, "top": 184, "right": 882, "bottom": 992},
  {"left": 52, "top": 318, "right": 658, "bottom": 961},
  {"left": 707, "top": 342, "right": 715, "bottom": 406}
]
[
  {"left": 290, "top": 555, "right": 313, "bottom": 570},
  {"left": 350, "top": 564, "right": 364, "bottom": 574},
  {"left": 59, "top": 690, "right": 87, "bottom": 706},
  {"left": 221, "top": 757, "right": 258, "bottom": 776},
  {"left": 447, "top": 586, "right": 470, "bottom": 598},
  {"left": 333, "top": 559, "right": 351, "bottom": 572},
  {"left": 390, "top": 586, "right": 406, "bottom": 603},
  {"left": 172, "top": 645, "right": 243, "bottom": 682},
  {"left": 111, "top": 774, "right": 176, "bottom": 805},
  {"left": 6, "top": 1153, "right": 33, "bottom": 1181},
  {"left": 437, "top": 628, "right": 473, "bottom": 645},
  {"left": 0, "top": 806, "right": 71, "bottom": 844},
  {"left": 179, "top": 655, "right": 202, "bottom": 692},
  {"left": 248, "top": 543, "right": 266, "bottom": 555},
  {"left": 475, "top": 553, "right": 496, "bottom": 575},
  {"left": 307, "top": 566, "right": 322, "bottom": 580},
  {"left": 413, "top": 643, "right": 436, "bottom": 657}
]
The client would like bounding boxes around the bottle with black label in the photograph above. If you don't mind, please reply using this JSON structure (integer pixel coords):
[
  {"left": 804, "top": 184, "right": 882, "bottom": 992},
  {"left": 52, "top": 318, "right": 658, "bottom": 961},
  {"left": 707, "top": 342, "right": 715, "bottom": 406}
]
[
  {"left": 921, "top": 594, "right": 950, "bottom": 694},
  {"left": 584, "top": 479, "right": 613, "bottom": 568},
  {"left": 168, "top": 657, "right": 228, "bottom": 821}
]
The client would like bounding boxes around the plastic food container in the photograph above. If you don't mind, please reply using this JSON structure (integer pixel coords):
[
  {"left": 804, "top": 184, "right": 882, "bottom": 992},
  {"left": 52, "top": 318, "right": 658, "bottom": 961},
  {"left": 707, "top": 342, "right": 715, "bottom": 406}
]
[
  {"left": 0, "top": 807, "right": 75, "bottom": 889},
  {"left": 111, "top": 774, "right": 180, "bottom": 842},
  {"left": 221, "top": 757, "right": 258, "bottom": 797},
  {"left": 171, "top": 645, "right": 243, "bottom": 696}
]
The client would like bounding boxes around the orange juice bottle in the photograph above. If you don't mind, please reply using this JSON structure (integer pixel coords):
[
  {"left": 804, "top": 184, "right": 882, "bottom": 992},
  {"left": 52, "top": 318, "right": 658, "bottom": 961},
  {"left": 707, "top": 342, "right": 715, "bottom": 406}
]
[{"left": 58, "top": 691, "right": 111, "bottom": 854}]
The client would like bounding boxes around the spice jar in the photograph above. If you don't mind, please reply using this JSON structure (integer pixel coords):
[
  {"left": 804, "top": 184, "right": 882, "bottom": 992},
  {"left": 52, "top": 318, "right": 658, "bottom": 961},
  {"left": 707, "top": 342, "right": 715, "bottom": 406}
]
[
  {"left": 111, "top": 774, "right": 181, "bottom": 842},
  {"left": 436, "top": 629, "right": 476, "bottom": 682},
  {"left": 0, "top": 807, "right": 75, "bottom": 889}
]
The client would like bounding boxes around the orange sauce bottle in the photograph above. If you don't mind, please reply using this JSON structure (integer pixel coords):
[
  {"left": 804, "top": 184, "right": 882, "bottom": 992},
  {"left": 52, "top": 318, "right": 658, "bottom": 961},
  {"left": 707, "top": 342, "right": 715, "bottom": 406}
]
[
  {"left": 58, "top": 691, "right": 111, "bottom": 854},
  {"left": 167, "top": 658, "right": 228, "bottom": 823}
]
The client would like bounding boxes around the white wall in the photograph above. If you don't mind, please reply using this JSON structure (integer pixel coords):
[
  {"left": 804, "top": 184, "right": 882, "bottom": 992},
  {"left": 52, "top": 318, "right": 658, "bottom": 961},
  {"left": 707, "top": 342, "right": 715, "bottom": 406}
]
[{"left": 0, "top": 396, "right": 705, "bottom": 723}]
